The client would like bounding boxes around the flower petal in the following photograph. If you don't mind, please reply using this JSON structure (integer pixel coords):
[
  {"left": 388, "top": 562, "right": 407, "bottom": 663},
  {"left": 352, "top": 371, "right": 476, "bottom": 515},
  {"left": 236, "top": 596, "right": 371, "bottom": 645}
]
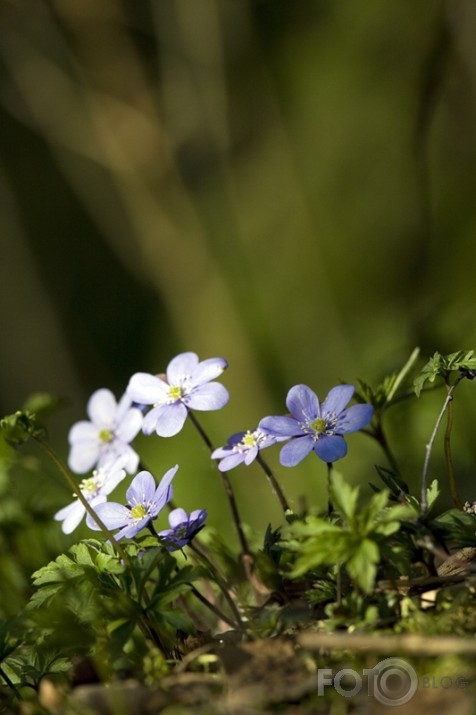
[
  {"left": 127, "top": 373, "right": 168, "bottom": 405},
  {"left": 54, "top": 501, "right": 85, "bottom": 534},
  {"left": 211, "top": 445, "right": 232, "bottom": 459},
  {"left": 190, "top": 357, "right": 228, "bottom": 386},
  {"left": 68, "top": 442, "right": 100, "bottom": 474},
  {"left": 226, "top": 431, "right": 247, "bottom": 446},
  {"left": 244, "top": 445, "right": 259, "bottom": 465},
  {"left": 186, "top": 383, "right": 229, "bottom": 411},
  {"left": 286, "top": 384, "right": 319, "bottom": 421},
  {"left": 217, "top": 452, "right": 246, "bottom": 471},
  {"left": 279, "top": 435, "right": 314, "bottom": 466},
  {"left": 88, "top": 502, "right": 131, "bottom": 530},
  {"left": 168, "top": 507, "right": 188, "bottom": 528},
  {"left": 115, "top": 407, "right": 143, "bottom": 442},
  {"left": 314, "top": 434, "right": 348, "bottom": 462},
  {"left": 166, "top": 352, "right": 199, "bottom": 384},
  {"left": 153, "top": 402, "right": 188, "bottom": 436},
  {"left": 127, "top": 471, "right": 156, "bottom": 506},
  {"left": 116, "top": 391, "right": 135, "bottom": 421},
  {"left": 153, "top": 464, "right": 178, "bottom": 512},
  {"left": 337, "top": 403, "right": 374, "bottom": 433},
  {"left": 68, "top": 421, "right": 98, "bottom": 444},
  {"left": 190, "top": 509, "right": 207, "bottom": 525},
  {"left": 142, "top": 406, "right": 163, "bottom": 435},
  {"left": 115, "top": 519, "right": 149, "bottom": 541},
  {"left": 259, "top": 415, "right": 302, "bottom": 437},
  {"left": 97, "top": 444, "right": 139, "bottom": 474},
  {"left": 99, "top": 466, "right": 127, "bottom": 496},
  {"left": 321, "top": 385, "right": 354, "bottom": 416},
  {"left": 87, "top": 389, "right": 117, "bottom": 425}
]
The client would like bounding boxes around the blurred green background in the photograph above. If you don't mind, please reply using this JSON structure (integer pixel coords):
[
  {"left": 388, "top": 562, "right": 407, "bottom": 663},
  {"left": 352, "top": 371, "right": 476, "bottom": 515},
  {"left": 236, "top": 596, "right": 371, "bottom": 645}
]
[{"left": 1, "top": 0, "right": 476, "bottom": 598}]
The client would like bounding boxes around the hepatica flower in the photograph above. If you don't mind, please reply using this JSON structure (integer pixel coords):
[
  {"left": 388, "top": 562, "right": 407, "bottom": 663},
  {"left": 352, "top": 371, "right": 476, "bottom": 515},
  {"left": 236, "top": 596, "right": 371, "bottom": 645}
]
[
  {"left": 259, "top": 384, "right": 373, "bottom": 467},
  {"left": 158, "top": 508, "right": 207, "bottom": 551},
  {"left": 87, "top": 466, "right": 177, "bottom": 540},
  {"left": 54, "top": 457, "right": 127, "bottom": 534},
  {"left": 211, "top": 428, "right": 281, "bottom": 472},
  {"left": 68, "top": 389, "right": 143, "bottom": 474},
  {"left": 127, "top": 352, "right": 229, "bottom": 437}
]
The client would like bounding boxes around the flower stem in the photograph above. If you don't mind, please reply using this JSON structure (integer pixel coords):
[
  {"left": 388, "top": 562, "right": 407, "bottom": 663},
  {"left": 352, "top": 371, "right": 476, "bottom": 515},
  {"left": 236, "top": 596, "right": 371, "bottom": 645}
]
[
  {"left": 256, "top": 453, "right": 290, "bottom": 513},
  {"left": 186, "top": 410, "right": 250, "bottom": 557},
  {"left": 189, "top": 542, "right": 244, "bottom": 630},
  {"left": 0, "top": 666, "right": 22, "bottom": 699},
  {"left": 327, "top": 462, "right": 334, "bottom": 516},
  {"left": 188, "top": 583, "right": 239, "bottom": 629},
  {"left": 444, "top": 383, "right": 464, "bottom": 509},
  {"left": 420, "top": 375, "right": 463, "bottom": 515}
]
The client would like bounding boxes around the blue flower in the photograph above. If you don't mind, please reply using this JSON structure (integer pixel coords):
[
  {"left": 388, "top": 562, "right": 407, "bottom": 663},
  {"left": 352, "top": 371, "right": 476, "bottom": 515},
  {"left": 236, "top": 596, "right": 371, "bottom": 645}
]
[
  {"left": 259, "top": 384, "right": 373, "bottom": 466},
  {"left": 158, "top": 508, "right": 207, "bottom": 550},
  {"left": 68, "top": 389, "right": 143, "bottom": 474},
  {"left": 87, "top": 466, "right": 177, "bottom": 540},
  {"left": 211, "top": 428, "right": 282, "bottom": 471},
  {"left": 127, "top": 352, "right": 229, "bottom": 437},
  {"left": 54, "top": 456, "right": 128, "bottom": 534}
]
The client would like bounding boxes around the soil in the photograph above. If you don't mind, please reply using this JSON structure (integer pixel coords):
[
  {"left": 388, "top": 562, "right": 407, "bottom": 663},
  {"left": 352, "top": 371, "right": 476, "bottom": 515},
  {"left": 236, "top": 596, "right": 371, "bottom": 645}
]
[{"left": 32, "top": 627, "right": 476, "bottom": 715}]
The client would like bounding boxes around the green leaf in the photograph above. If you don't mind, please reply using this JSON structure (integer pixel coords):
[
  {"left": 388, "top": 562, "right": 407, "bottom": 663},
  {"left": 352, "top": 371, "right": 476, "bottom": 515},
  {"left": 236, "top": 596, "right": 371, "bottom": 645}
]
[
  {"left": 0, "top": 411, "right": 41, "bottom": 446},
  {"left": 290, "top": 530, "right": 353, "bottom": 577},
  {"left": 426, "top": 479, "right": 440, "bottom": 511},
  {"left": 329, "top": 471, "right": 359, "bottom": 522},
  {"left": 286, "top": 516, "right": 342, "bottom": 538},
  {"left": 346, "top": 538, "right": 379, "bottom": 593},
  {"left": 414, "top": 350, "right": 476, "bottom": 396},
  {"left": 31, "top": 553, "right": 84, "bottom": 587},
  {"left": 373, "top": 464, "right": 409, "bottom": 496},
  {"left": 358, "top": 489, "right": 390, "bottom": 531},
  {"left": 431, "top": 509, "right": 476, "bottom": 547}
]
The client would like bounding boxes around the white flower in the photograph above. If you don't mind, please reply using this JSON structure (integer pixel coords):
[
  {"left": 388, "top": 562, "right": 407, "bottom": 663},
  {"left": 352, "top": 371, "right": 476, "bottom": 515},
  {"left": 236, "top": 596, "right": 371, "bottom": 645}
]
[
  {"left": 54, "top": 456, "right": 128, "bottom": 534},
  {"left": 68, "top": 389, "right": 143, "bottom": 473},
  {"left": 127, "top": 352, "right": 229, "bottom": 437}
]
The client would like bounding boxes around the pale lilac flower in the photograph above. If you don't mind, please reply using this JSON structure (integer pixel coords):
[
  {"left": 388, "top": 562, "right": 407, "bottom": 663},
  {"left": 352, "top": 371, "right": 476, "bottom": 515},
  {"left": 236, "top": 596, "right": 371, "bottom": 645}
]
[
  {"left": 127, "top": 352, "right": 229, "bottom": 437},
  {"left": 211, "top": 428, "right": 281, "bottom": 472},
  {"left": 158, "top": 508, "right": 207, "bottom": 550},
  {"left": 68, "top": 389, "right": 143, "bottom": 474},
  {"left": 87, "top": 466, "right": 177, "bottom": 540},
  {"left": 259, "top": 384, "right": 373, "bottom": 466},
  {"left": 54, "top": 456, "right": 128, "bottom": 534}
]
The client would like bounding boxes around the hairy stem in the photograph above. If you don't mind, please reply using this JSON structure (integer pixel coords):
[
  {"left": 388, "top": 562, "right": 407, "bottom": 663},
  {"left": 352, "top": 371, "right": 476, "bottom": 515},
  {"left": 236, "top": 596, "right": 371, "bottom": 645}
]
[
  {"left": 327, "top": 462, "right": 334, "bottom": 516},
  {"left": 186, "top": 410, "right": 250, "bottom": 556},
  {"left": 256, "top": 453, "right": 290, "bottom": 513},
  {"left": 189, "top": 542, "right": 244, "bottom": 630},
  {"left": 444, "top": 385, "right": 464, "bottom": 509},
  {"left": 420, "top": 375, "right": 463, "bottom": 515},
  {"left": 0, "top": 666, "right": 22, "bottom": 699},
  {"left": 188, "top": 584, "right": 239, "bottom": 629}
]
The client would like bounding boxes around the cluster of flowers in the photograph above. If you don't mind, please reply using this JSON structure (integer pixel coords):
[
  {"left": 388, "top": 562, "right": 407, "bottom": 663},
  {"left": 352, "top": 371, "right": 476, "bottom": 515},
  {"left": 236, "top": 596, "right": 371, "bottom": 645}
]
[{"left": 55, "top": 351, "right": 374, "bottom": 545}]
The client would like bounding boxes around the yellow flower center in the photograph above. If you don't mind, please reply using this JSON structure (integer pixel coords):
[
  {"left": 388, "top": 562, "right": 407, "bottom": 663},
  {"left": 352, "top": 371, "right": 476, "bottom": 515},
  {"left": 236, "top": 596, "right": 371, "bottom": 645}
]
[
  {"left": 242, "top": 431, "right": 257, "bottom": 448},
  {"left": 130, "top": 504, "right": 148, "bottom": 520},
  {"left": 311, "top": 417, "right": 327, "bottom": 434},
  {"left": 99, "top": 428, "right": 113, "bottom": 443},
  {"left": 78, "top": 472, "right": 102, "bottom": 497},
  {"left": 167, "top": 385, "right": 183, "bottom": 402}
]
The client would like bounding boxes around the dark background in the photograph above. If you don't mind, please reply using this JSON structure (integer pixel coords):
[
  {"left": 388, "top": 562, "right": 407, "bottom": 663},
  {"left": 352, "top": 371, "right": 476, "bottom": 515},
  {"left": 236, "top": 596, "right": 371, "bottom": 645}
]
[{"left": 1, "top": 0, "right": 476, "bottom": 538}]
